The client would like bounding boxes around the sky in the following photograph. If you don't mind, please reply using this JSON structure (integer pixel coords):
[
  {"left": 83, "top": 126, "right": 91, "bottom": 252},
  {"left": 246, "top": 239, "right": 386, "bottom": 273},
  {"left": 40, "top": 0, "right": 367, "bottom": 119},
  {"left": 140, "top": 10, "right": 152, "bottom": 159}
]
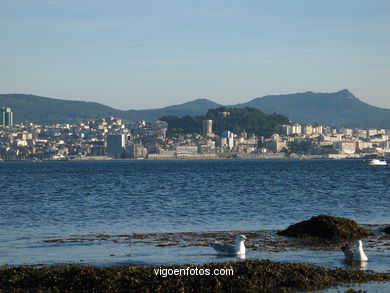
[{"left": 1, "top": 0, "right": 389, "bottom": 110}]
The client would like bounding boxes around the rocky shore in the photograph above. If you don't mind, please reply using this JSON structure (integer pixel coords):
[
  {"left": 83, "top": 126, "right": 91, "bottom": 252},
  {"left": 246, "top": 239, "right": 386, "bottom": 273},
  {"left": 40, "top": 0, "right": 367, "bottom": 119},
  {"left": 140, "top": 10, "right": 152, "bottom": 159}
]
[
  {"left": 3, "top": 216, "right": 390, "bottom": 292},
  {"left": 277, "top": 215, "right": 370, "bottom": 240},
  {"left": 1, "top": 260, "right": 389, "bottom": 292}
]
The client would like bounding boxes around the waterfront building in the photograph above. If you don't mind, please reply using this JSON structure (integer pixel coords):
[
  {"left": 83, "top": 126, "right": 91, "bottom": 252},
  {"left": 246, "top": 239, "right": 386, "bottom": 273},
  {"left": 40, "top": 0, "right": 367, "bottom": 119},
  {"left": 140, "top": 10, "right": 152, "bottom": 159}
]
[
  {"left": 202, "top": 119, "right": 213, "bottom": 136},
  {"left": 380, "top": 141, "right": 390, "bottom": 149},
  {"left": 292, "top": 123, "right": 302, "bottom": 135},
  {"left": 125, "top": 144, "right": 147, "bottom": 158},
  {"left": 147, "top": 153, "right": 175, "bottom": 160},
  {"left": 175, "top": 145, "right": 198, "bottom": 154},
  {"left": 356, "top": 129, "right": 368, "bottom": 139},
  {"left": 198, "top": 139, "right": 216, "bottom": 154},
  {"left": 91, "top": 145, "right": 105, "bottom": 156},
  {"left": 341, "top": 127, "right": 353, "bottom": 137},
  {"left": 333, "top": 141, "right": 356, "bottom": 154},
  {"left": 106, "top": 134, "right": 125, "bottom": 158},
  {"left": 0, "top": 107, "right": 13, "bottom": 126},
  {"left": 221, "top": 130, "right": 235, "bottom": 149},
  {"left": 265, "top": 140, "right": 287, "bottom": 152},
  {"left": 355, "top": 140, "right": 365, "bottom": 152},
  {"left": 367, "top": 129, "right": 378, "bottom": 137},
  {"left": 321, "top": 126, "right": 332, "bottom": 136},
  {"left": 302, "top": 125, "right": 313, "bottom": 135},
  {"left": 157, "top": 149, "right": 176, "bottom": 156},
  {"left": 282, "top": 125, "right": 294, "bottom": 136},
  {"left": 362, "top": 141, "right": 373, "bottom": 149},
  {"left": 313, "top": 125, "right": 323, "bottom": 134}
]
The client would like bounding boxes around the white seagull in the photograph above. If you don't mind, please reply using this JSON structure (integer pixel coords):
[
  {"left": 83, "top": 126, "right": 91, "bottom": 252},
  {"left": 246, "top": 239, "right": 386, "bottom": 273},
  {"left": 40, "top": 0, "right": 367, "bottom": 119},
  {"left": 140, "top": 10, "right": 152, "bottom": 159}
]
[
  {"left": 211, "top": 235, "right": 247, "bottom": 256},
  {"left": 341, "top": 240, "right": 368, "bottom": 262}
]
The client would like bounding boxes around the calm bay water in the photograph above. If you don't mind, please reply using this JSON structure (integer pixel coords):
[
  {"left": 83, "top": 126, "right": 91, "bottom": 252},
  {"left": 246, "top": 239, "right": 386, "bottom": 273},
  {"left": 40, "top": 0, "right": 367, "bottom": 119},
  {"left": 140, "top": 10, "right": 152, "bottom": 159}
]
[{"left": 0, "top": 159, "right": 389, "bottom": 268}]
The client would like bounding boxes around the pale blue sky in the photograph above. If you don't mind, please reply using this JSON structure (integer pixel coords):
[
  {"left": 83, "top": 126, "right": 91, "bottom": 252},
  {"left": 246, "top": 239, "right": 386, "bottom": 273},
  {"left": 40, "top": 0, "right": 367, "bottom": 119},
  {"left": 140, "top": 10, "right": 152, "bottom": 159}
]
[{"left": 1, "top": 0, "right": 389, "bottom": 109}]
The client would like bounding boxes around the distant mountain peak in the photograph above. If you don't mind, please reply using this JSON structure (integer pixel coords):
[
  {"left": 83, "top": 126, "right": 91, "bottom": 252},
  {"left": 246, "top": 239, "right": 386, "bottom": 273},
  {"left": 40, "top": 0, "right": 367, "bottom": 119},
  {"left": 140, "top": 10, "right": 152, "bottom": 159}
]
[
  {"left": 183, "top": 98, "right": 219, "bottom": 105},
  {"left": 192, "top": 98, "right": 213, "bottom": 102},
  {"left": 162, "top": 98, "right": 220, "bottom": 111},
  {"left": 234, "top": 89, "right": 390, "bottom": 128},
  {"left": 336, "top": 89, "right": 357, "bottom": 100}
]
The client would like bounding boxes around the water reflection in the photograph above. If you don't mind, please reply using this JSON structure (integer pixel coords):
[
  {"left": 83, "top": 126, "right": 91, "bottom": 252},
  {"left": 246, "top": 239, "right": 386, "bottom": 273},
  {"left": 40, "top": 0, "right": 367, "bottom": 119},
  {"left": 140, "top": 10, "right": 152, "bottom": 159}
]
[{"left": 343, "top": 260, "right": 368, "bottom": 271}]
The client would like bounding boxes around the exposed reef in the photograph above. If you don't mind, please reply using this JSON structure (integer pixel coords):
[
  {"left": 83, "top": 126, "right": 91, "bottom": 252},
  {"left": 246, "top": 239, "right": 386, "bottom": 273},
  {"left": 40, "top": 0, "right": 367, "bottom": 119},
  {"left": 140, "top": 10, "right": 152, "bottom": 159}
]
[{"left": 277, "top": 215, "right": 370, "bottom": 240}]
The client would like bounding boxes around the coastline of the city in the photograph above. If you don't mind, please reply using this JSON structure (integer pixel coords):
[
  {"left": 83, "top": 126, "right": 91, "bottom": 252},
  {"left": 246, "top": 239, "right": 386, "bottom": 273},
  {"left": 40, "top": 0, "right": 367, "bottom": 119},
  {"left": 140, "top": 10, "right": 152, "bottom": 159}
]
[
  {"left": 0, "top": 154, "right": 369, "bottom": 161},
  {"left": 1, "top": 107, "right": 389, "bottom": 162}
]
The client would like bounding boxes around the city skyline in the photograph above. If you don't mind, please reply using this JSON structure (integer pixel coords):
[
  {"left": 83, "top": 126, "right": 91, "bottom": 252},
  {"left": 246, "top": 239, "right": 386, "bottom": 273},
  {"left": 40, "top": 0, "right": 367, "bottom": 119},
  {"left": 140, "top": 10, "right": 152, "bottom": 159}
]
[
  {"left": 1, "top": 112, "right": 389, "bottom": 161},
  {"left": 1, "top": 1, "right": 389, "bottom": 110}
]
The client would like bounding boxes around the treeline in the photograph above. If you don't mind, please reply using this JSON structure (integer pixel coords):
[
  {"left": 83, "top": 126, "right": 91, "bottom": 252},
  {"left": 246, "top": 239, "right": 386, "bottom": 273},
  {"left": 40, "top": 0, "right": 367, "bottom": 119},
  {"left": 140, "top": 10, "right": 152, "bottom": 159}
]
[{"left": 160, "top": 107, "right": 289, "bottom": 137}]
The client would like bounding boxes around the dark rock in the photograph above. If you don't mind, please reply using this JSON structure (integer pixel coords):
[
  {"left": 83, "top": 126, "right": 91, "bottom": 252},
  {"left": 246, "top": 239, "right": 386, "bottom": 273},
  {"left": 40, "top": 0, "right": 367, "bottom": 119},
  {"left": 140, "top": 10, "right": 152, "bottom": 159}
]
[
  {"left": 383, "top": 226, "right": 390, "bottom": 234},
  {"left": 344, "top": 289, "right": 366, "bottom": 293},
  {"left": 277, "top": 215, "right": 369, "bottom": 240}
]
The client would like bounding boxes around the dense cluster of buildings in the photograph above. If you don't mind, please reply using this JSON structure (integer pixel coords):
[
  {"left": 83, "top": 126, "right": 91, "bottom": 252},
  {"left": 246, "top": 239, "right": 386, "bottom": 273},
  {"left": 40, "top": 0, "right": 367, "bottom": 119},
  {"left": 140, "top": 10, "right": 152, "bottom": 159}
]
[{"left": 0, "top": 107, "right": 389, "bottom": 160}]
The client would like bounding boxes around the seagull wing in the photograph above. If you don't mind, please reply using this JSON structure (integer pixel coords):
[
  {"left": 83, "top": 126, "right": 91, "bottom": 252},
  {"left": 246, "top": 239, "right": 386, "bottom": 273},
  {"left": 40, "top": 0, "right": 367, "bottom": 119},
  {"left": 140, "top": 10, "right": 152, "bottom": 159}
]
[
  {"left": 211, "top": 242, "right": 236, "bottom": 255},
  {"left": 341, "top": 246, "right": 354, "bottom": 261}
]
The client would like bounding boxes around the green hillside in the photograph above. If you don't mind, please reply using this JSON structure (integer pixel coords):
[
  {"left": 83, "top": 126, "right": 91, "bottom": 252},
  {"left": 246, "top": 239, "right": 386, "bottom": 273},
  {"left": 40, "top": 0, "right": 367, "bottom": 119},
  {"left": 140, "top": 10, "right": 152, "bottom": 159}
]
[
  {"left": 0, "top": 94, "right": 123, "bottom": 123},
  {"left": 160, "top": 107, "right": 289, "bottom": 137},
  {"left": 0, "top": 94, "right": 219, "bottom": 123}
]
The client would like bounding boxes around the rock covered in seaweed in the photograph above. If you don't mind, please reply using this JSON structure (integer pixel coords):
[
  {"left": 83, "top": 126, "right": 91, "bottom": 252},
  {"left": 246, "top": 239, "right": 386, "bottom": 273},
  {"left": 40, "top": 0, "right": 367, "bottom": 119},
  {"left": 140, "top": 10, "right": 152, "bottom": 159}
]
[
  {"left": 277, "top": 215, "right": 369, "bottom": 240},
  {"left": 383, "top": 226, "right": 390, "bottom": 234},
  {"left": 0, "top": 260, "right": 389, "bottom": 292}
]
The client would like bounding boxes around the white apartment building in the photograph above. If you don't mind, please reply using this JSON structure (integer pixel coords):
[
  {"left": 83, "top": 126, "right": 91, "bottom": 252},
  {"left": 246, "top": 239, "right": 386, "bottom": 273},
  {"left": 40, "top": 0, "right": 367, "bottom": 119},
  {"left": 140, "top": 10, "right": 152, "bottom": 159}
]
[{"left": 333, "top": 141, "right": 356, "bottom": 154}]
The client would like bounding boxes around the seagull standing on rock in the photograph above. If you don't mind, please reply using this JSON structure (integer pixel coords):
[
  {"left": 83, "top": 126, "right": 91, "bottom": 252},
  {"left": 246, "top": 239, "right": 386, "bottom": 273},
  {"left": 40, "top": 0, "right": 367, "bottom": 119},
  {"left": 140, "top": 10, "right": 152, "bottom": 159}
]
[
  {"left": 211, "top": 235, "right": 247, "bottom": 256},
  {"left": 341, "top": 240, "right": 368, "bottom": 262}
]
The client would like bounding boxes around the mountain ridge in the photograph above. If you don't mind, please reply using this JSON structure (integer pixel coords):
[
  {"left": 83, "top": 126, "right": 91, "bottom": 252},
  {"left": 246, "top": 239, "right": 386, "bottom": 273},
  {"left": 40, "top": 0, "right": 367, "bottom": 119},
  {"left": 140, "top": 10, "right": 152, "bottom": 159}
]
[
  {"left": 234, "top": 89, "right": 390, "bottom": 128},
  {"left": 0, "top": 90, "right": 389, "bottom": 128}
]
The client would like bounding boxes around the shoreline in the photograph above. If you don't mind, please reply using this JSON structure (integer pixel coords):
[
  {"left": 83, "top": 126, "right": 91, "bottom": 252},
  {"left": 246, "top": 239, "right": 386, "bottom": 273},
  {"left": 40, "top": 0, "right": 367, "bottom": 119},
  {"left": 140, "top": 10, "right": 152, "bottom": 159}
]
[
  {"left": 2, "top": 227, "right": 390, "bottom": 291},
  {"left": 0, "top": 156, "right": 371, "bottom": 162},
  {"left": 1, "top": 260, "right": 389, "bottom": 292},
  {"left": 5, "top": 226, "right": 390, "bottom": 269}
]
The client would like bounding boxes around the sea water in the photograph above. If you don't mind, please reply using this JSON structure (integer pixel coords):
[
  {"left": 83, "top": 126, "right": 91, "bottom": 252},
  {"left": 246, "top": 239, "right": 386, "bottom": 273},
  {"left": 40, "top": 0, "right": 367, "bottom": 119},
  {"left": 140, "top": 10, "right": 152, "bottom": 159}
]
[{"left": 0, "top": 159, "right": 389, "bottom": 270}]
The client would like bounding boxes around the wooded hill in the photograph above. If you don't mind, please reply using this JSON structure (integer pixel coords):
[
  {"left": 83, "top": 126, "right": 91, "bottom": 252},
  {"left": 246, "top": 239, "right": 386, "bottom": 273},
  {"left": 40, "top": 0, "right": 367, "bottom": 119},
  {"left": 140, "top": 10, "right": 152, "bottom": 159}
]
[{"left": 160, "top": 107, "right": 290, "bottom": 137}]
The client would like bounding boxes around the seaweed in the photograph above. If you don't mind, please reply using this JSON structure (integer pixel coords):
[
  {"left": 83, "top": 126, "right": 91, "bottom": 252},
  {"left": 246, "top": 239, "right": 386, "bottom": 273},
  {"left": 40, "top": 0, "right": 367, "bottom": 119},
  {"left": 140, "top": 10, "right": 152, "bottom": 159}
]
[
  {"left": 277, "top": 215, "right": 369, "bottom": 240},
  {"left": 1, "top": 260, "right": 389, "bottom": 292}
]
